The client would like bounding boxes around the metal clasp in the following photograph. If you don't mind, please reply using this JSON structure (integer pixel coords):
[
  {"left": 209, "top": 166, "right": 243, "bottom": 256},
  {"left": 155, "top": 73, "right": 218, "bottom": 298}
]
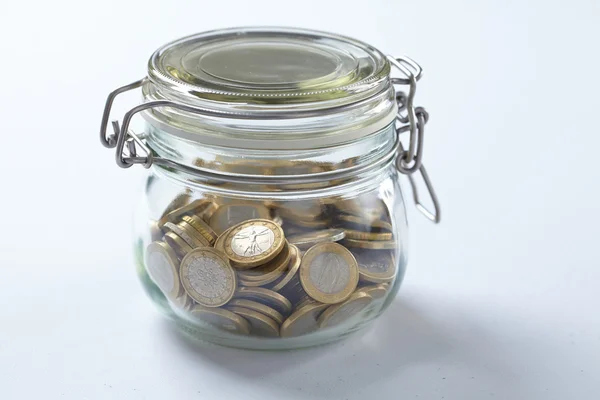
[{"left": 389, "top": 56, "right": 441, "bottom": 223}]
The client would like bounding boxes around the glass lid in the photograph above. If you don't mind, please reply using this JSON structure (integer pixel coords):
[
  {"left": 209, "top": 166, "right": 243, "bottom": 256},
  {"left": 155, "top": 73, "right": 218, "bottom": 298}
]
[{"left": 148, "top": 27, "right": 391, "bottom": 104}]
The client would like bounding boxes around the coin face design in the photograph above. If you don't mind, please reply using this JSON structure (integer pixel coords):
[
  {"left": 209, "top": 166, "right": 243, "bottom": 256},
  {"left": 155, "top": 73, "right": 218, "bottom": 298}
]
[
  {"left": 180, "top": 248, "right": 236, "bottom": 307},
  {"left": 300, "top": 243, "right": 359, "bottom": 304},
  {"left": 224, "top": 220, "right": 285, "bottom": 267},
  {"left": 231, "top": 225, "right": 275, "bottom": 257},
  {"left": 146, "top": 241, "right": 181, "bottom": 299}
]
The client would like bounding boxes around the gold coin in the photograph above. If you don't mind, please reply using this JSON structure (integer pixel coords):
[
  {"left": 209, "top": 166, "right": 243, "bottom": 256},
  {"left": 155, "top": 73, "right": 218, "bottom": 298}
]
[
  {"left": 158, "top": 198, "right": 212, "bottom": 227},
  {"left": 189, "top": 305, "right": 251, "bottom": 335},
  {"left": 209, "top": 204, "right": 271, "bottom": 235},
  {"left": 280, "top": 302, "right": 329, "bottom": 338},
  {"left": 214, "top": 226, "right": 234, "bottom": 253},
  {"left": 338, "top": 214, "right": 393, "bottom": 232},
  {"left": 223, "top": 219, "right": 285, "bottom": 268},
  {"left": 353, "top": 250, "right": 396, "bottom": 283},
  {"left": 358, "top": 284, "right": 388, "bottom": 300},
  {"left": 162, "top": 222, "right": 207, "bottom": 248},
  {"left": 270, "top": 245, "right": 302, "bottom": 292},
  {"left": 227, "top": 306, "right": 280, "bottom": 337},
  {"left": 237, "top": 243, "right": 291, "bottom": 281},
  {"left": 344, "top": 229, "right": 393, "bottom": 241},
  {"left": 145, "top": 241, "right": 182, "bottom": 299},
  {"left": 343, "top": 238, "right": 396, "bottom": 250},
  {"left": 288, "top": 229, "right": 346, "bottom": 250},
  {"left": 180, "top": 248, "right": 237, "bottom": 307},
  {"left": 163, "top": 232, "right": 193, "bottom": 257},
  {"left": 318, "top": 291, "right": 373, "bottom": 329},
  {"left": 196, "top": 201, "right": 219, "bottom": 222},
  {"left": 227, "top": 299, "right": 284, "bottom": 325},
  {"left": 234, "top": 287, "right": 292, "bottom": 315},
  {"left": 182, "top": 215, "right": 217, "bottom": 245},
  {"left": 299, "top": 243, "right": 359, "bottom": 304}
]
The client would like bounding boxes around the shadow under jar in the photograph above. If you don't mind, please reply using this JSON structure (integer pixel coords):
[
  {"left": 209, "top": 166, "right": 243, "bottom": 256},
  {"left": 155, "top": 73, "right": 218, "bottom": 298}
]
[{"left": 100, "top": 27, "right": 440, "bottom": 350}]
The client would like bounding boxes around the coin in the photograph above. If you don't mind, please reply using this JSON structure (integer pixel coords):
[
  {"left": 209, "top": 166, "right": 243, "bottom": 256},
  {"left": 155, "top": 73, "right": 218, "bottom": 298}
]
[
  {"left": 209, "top": 204, "right": 271, "bottom": 235},
  {"left": 214, "top": 226, "right": 234, "bottom": 254},
  {"left": 353, "top": 251, "right": 396, "bottom": 283},
  {"left": 237, "top": 243, "right": 291, "bottom": 281},
  {"left": 270, "top": 245, "right": 302, "bottom": 292},
  {"left": 299, "top": 242, "right": 359, "bottom": 304},
  {"left": 343, "top": 238, "right": 396, "bottom": 250},
  {"left": 163, "top": 222, "right": 207, "bottom": 248},
  {"left": 338, "top": 214, "right": 393, "bottom": 232},
  {"left": 280, "top": 302, "right": 330, "bottom": 338},
  {"left": 318, "top": 290, "right": 373, "bottom": 329},
  {"left": 158, "top": 191, "right": 191, "bottom": 223},
  {"left": 163, "top": 232, "right": 193, "bottom": 257},
  {"left": 145, "top": 241, "right": 182, "bottom": 299},
  {"left": 286, "top": 218, "right": 331, "bottom": 229},
  {"left": 149, "top": 220, "right": 163, "bottom": 242},
  {"left": 294, "top": 294, "right": 315, "bottom": 311},
  {"left": 234, "top": 287, "right": 292, "bottom": 315},
  {"left": 358, "top": 284, "right": 388, "bottom": 300},
  {"left": 223, "top": 219, "right": 285, "bottom": 268},
  {"left": 227, "top": 306, "right": 280, "bottom": 337},
  {"left": 179, "top": 248, "right": 237, "bottom": 307},
  {"left": 344, "top": 229, "right": 393, "bottom": 241},
  {"left": 158, "top": 198, "right": 212, "bottom": 227},
  {"left": 335, "top": 196, "right": 387, "bottom": 219},
  {"left": 182, "top": 215, "right": 217, "bottom": 245},
  {"left": 177, "top": 221, "right": 212, "bottom": 246},
  {"left": 227, "top": 299, "right": 284, "bottom": 325},
  {"left": 189, "top": 305, "right": 251, "bottom": 335},
  {"left": 288, "top": 229, "right": 346, "bottom": 250}
]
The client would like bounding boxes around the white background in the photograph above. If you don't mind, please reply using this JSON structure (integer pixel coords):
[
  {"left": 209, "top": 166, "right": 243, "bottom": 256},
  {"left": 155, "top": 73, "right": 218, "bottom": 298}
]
[{"left": 1, "top": 1, "right": 599, "bottom": 399}]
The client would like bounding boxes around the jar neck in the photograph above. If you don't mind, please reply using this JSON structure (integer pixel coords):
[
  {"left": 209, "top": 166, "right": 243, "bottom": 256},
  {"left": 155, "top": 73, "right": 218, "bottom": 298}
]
[{"left": 147, "top": 121, "right": 399, "bottom": 197}]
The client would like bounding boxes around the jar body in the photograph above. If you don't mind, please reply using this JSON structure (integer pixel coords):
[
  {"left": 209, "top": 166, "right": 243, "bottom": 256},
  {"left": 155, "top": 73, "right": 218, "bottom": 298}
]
[{"left": 133, "top": 156, "right": 409, "bottom": 349}]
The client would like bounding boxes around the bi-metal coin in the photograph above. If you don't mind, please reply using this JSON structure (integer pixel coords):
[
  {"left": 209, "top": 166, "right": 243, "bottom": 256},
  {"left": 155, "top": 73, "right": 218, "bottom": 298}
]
[
  {"left": 343, "top": 238, "right": 396, "bottom": 250},
  {"left": 223, "top": 219, "right": 285, "bottom": 268},
  {"left": 269, "top": 245, "right": 302, "bottom": 292},
  {"left": 299, "top": 242, "right": 359, "bottom": 304},
  {"left": 145, "top": 241, "right": 182, "bottom": 299},
  {"left": 234, "top": 286, "right": 293, "bottom": 316},
  {"left": 353, "top": 250, "right": 396, "bottom": 283},
  {"left": 318, "top": 290, "right": 373, "bottom": 329},
  {"left": 227, "top": 299, "right": 284, "bottom": 325},
  {"left": 227, "top": 306, "right": 280, "bottom": 337},
  {"left": 182, "top": 215, "right": 218, "bottom": 245},
  {"left": 280, "top": 302, "right": 330, "bottom": 338},
  {"left": 179, "top": 248, "right": 237, "bottom": 307}
]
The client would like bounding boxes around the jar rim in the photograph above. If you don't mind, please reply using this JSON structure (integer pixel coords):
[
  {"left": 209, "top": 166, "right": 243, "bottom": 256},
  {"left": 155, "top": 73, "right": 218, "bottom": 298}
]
[{"left": 142, "top": 27, "right": 397, "bottom": 150}]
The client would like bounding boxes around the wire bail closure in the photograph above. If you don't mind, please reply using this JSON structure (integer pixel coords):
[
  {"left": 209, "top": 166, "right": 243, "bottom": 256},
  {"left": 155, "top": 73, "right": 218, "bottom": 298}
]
[
  {"left": 389, "top": 56, "right": 441, "bottom": 223},
  {"left": 99, "top": 55, "right": 441, "bottom": 223}
]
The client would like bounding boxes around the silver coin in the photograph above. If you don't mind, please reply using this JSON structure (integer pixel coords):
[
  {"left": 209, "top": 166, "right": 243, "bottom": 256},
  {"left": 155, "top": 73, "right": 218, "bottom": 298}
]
[
  {"left": 180, "top": 248, "right": 236, "bottom": 307},
  {"left": 231, "top": 225, "right": 275, "bottom": 257}
]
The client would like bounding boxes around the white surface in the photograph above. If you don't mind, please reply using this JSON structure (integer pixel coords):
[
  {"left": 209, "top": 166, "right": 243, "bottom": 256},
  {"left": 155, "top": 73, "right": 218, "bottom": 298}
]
[{"left": 1, "top": 1, "right": 599, "bottom": 399}]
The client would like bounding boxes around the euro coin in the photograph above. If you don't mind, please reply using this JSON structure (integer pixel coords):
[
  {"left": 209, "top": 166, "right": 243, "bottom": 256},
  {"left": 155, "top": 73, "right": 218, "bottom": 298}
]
[
  {"left": 280, "top": 302, "right": 329, "bottom": 338},
  {"left": 189, "top": 305, "right": 251, "bottom": 335},
  {"left": 145, "top": 241, "right": 182, "bottom": 299},
  {"left": 318, "top": 290, "right": 373, "bottom": 328},
  {"left": 223, "top": 219, "right": 285, "bottom": 268}
]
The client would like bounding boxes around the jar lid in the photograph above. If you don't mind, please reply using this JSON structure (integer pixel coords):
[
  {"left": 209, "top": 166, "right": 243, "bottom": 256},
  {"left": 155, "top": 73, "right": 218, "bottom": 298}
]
[
  {"left": 142, "top": 27, "right": 397, "bottom": 150},
  {"left": 148, "top": 27, "right": 390, "bottom": 104}
]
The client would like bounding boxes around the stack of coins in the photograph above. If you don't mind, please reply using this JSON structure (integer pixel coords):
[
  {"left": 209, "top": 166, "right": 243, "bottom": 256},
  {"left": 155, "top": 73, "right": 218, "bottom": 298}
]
[{"left": 144, "top": 195, "right": 398, "bottom": 338}]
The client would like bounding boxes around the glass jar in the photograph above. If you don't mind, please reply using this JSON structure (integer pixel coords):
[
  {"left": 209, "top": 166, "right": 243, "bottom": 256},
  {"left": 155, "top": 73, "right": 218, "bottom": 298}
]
[{"left": 100, "top": 27, "right": 440, "bottom": 349}]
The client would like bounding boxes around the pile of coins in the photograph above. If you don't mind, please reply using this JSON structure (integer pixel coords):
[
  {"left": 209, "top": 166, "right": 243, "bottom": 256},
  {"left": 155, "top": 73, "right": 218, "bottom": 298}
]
[{"left": 145, "top": 196, "right": 397, "bottom": 338}]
